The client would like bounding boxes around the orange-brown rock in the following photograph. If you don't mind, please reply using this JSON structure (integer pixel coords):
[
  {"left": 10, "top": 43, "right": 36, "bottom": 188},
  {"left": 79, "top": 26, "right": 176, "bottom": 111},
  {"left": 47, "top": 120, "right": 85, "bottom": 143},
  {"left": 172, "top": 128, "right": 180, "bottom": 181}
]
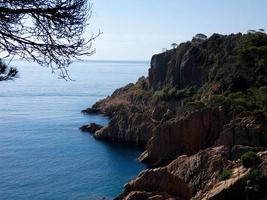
[
  {"left": 139, "top": 108, "right": 231, "bottom": 164},
  {"left": 117, "top": 146, "right": 231, "bottom": 200},
  {"left": 117, "top": 146, "right": 267, "bottom": 200}
]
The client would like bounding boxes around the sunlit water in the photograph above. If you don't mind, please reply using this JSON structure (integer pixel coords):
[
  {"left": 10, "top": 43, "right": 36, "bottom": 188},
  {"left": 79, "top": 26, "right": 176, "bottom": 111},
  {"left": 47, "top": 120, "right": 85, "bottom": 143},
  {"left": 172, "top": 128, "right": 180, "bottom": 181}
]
[{"left": 0, "top": 60, "right": 149, "bottom": 200}]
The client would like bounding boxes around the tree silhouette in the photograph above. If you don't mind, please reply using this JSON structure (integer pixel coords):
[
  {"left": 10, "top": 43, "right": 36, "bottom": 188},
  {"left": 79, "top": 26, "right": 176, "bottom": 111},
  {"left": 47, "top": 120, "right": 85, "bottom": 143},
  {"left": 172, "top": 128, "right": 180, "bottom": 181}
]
[
  {"left": 0, "top": 0, "right": 100, "bottom": 79},
  {"left": 248, "top": 29, "right": 256, "bottom": 34},
  {"left": 171, "top": 43, "right": 178, "bottom": 49},
  {"left": 193, "top": 33, "right": 207, "bottom": 41},
  {"left": 0, "top": 59, "right": 18, "bottom": 81}
]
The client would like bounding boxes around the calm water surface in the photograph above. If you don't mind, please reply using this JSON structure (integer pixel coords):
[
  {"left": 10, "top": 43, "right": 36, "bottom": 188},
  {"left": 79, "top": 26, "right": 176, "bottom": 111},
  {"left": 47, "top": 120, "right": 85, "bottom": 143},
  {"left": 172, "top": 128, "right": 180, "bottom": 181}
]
[{"left": 0, "top": 60, "right": 149, "bottom": 200}]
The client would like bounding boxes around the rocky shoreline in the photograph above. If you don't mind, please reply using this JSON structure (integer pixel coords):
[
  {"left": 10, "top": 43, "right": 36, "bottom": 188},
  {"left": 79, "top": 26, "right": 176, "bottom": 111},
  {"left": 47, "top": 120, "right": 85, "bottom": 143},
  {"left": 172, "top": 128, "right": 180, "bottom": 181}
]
[{"left": 82, "top": 32, "right": 267, "bottom": 199}]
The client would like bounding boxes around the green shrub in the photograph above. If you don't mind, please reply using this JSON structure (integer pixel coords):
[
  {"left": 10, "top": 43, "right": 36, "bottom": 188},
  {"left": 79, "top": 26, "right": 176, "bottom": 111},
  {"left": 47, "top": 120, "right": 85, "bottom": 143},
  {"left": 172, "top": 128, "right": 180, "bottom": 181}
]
[
  {"left": 241, "top": 151, "right": 262, "bottom": 168},
  {"left": 153, "top": 90, "right": 167, "bottom": 101},
  {"left": 218, "top": 169, "right": 231, "bottom": 181},
  {"left": 186, "top": 101, "right": 206, "bottom": 111},
  {"left": 153, "top": 86, "right": 198, "bottom": 101},
  {"left": 224, "top": 86, "right": 267, "bottom": 113},
  {"left": 208, "top": 95, "right": 228, "bottom": 108},
  {"left": 228, "top": 91, "right": 248, "bottom": 111},
  {"left": 168, "top": 88, "right": 177, "bottom": 98}
]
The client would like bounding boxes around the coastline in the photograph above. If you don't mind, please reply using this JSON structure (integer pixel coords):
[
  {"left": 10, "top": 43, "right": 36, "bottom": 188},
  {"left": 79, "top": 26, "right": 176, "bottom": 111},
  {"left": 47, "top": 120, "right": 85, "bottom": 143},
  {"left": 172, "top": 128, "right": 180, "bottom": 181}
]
[{"left": 82, "top": 32, "right": 267, "bottom": 200}]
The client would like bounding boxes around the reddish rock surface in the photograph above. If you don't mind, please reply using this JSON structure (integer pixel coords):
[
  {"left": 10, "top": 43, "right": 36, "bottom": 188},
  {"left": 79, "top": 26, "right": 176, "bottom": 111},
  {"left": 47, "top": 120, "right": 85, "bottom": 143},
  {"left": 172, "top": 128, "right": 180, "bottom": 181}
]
[{"left": 116, "top": 146, "right": 267, "bottom": 200}]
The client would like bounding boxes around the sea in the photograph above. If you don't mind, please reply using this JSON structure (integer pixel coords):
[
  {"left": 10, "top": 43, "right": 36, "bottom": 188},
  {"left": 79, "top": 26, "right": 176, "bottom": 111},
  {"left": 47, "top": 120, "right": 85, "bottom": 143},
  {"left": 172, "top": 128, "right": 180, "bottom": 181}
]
[{"left": 0, "top": 60, "right": 149, "bottom": 200}]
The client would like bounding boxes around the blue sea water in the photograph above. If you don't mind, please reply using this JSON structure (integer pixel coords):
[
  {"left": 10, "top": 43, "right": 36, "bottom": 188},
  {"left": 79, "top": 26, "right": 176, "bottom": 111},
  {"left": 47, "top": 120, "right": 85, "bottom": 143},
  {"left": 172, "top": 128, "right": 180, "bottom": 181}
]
[{"left": 0, "top": 60, "right": 149, "bottom": 200}]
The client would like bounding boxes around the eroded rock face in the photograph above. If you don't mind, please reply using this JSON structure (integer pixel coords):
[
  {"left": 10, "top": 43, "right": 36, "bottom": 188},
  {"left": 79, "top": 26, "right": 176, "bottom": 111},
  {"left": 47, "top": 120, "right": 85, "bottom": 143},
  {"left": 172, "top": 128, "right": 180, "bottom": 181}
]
[
  {"left": 149, "top": 44, "right": 208, "bottom": 90},
  {"left": 117, "top": 147, "right": 267, "bottom": 200},
  {"left": 140, "top": 108, "right": 231, "bottom": 164},
  {"left": 94, "top": 107, "right": 154, "bottom": 146},
  {"left": 82, "top": 78, "right": 157, "bottom": 146},
  {"left": 215, "top": 116, "right": 267, "bottom": 148}
]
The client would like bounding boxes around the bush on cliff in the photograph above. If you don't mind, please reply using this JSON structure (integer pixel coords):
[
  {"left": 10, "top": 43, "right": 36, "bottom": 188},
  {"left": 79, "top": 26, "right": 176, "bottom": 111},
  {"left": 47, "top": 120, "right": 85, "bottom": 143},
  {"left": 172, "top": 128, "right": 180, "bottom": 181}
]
[
  {"left": 227, "top": 86, "right": 267, "bottom": 113},
  {"left": 186, "top": 101, "right": 206, "bottom": 112},
  {"left": 228, "top": 92, "right": 248, "bottom": 112},
  {"left": 207, "top": 95, "right": 230, "bottom": 108},
  {"left": 153, "top": 86, "right": 197, "bottom": 101},
  {"left": 218, "top": 169, "right": 232, "bottom": 181},
  {"left": 189, "top": 85, "right": 267, "bottom": 115},
  {"left": 201, "top": 33, "right": 267, "bottom": 94},
  {"left": 241, "top": 151, "right": 262, "bottom": 168}
]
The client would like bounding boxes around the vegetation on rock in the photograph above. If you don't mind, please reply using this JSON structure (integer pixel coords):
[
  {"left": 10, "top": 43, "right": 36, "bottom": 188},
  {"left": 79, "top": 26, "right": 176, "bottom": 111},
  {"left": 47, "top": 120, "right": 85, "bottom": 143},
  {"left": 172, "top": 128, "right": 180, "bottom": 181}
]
[
  {"left": 218, "top": 169, "right": 232, "bottom": 181},
  {"left": 241, "top": 151, "right": 262, "bottom": 168}
]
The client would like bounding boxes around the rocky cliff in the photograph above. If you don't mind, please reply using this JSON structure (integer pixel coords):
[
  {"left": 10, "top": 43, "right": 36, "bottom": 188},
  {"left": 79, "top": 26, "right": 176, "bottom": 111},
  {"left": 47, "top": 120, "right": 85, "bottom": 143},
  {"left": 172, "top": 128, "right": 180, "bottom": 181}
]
[
  {"left": 82, "top": 32, "right": 267, "bottom": 199},
  {"left": 116, "top": 146, "right": 267, "bottom": 200}
]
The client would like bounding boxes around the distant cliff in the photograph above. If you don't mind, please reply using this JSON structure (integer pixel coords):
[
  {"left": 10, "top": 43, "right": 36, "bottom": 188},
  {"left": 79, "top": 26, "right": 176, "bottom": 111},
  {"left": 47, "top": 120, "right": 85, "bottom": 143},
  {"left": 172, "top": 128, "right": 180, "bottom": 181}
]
[{"left": 82, "top": 32, "right": 267, "bottom": 200}]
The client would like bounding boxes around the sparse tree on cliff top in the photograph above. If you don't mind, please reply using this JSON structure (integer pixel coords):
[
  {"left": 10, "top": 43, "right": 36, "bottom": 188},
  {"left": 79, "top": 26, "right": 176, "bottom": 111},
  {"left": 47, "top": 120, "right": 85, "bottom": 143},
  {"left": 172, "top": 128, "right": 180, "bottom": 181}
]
[
  {"left": 171, "top": 43, "right": 178, "bottom": 49},
  {"left": 0, "top": 0, "right": 100, "bottom": 80},
  {"left": 193, "top": 33, "right": 207, "bottom": 41},
  {"left": 248, "top": 29, "right": 256, "bottom": 34}
]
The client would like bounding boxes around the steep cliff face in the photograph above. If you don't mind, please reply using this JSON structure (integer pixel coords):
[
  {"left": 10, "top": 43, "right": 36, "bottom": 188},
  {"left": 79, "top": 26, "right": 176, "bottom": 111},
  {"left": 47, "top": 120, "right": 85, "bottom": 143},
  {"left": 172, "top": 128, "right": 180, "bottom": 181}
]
[
  {"left": 139, "top": 108, "right": 232, "bottom": 164},
  {"left": 149, "top": 42, "right": 208, "bottom": 90},
  {"left": 94, "top": 104, "right": 154, "bottom": 146},
  {"left": 149, "top": 33, "right": 267, "bottom": 92}
]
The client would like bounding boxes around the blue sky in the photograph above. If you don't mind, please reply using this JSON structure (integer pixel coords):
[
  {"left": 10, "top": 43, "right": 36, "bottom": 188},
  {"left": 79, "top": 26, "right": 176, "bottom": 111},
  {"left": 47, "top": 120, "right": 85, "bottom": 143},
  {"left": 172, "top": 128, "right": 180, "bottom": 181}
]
[{"left": 88, "top": 0, "right": 267, "bottom": 61}]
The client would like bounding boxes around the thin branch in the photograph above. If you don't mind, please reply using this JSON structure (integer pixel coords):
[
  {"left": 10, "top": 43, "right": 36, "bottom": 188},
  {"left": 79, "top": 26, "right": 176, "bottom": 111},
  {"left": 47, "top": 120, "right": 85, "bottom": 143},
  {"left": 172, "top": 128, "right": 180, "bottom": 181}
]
[{"left": 0, "top": 0, "right": 100, "bottom": 79}]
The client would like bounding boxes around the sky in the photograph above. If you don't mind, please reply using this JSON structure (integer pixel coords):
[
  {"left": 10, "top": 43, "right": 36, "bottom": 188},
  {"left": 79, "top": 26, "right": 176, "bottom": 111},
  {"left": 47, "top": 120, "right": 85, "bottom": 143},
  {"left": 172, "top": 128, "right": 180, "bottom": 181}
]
[{"left": 87, "top": 0, "right": 267, "bottom": 61}]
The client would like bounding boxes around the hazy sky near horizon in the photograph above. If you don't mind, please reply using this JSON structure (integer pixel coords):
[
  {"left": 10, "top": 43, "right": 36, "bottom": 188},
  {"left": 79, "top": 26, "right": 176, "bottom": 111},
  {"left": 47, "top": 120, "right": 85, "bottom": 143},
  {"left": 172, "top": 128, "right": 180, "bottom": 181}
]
[{"left": 88, "top": 0, "right": 267, "bottom": 61}]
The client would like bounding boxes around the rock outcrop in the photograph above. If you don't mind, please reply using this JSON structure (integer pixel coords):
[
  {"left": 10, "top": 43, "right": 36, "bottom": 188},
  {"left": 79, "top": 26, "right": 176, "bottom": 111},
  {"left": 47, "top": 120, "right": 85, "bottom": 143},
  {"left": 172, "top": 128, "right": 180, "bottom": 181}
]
[
  {"left": 80, "top": 123, "right": 103, "bottom": 133},
  {"left": 116, "top": 146, "right": 267, "bottom": 200},
  {"left": 82, "top": 77, "right": 157, "bottom": 146}
]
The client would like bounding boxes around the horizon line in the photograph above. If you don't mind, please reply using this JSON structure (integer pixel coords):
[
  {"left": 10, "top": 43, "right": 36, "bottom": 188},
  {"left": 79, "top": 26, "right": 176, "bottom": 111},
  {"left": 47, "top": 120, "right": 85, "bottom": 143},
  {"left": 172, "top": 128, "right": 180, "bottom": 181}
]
[{"left": 4, "top": 58, "right": 150, "bottom": 64}]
